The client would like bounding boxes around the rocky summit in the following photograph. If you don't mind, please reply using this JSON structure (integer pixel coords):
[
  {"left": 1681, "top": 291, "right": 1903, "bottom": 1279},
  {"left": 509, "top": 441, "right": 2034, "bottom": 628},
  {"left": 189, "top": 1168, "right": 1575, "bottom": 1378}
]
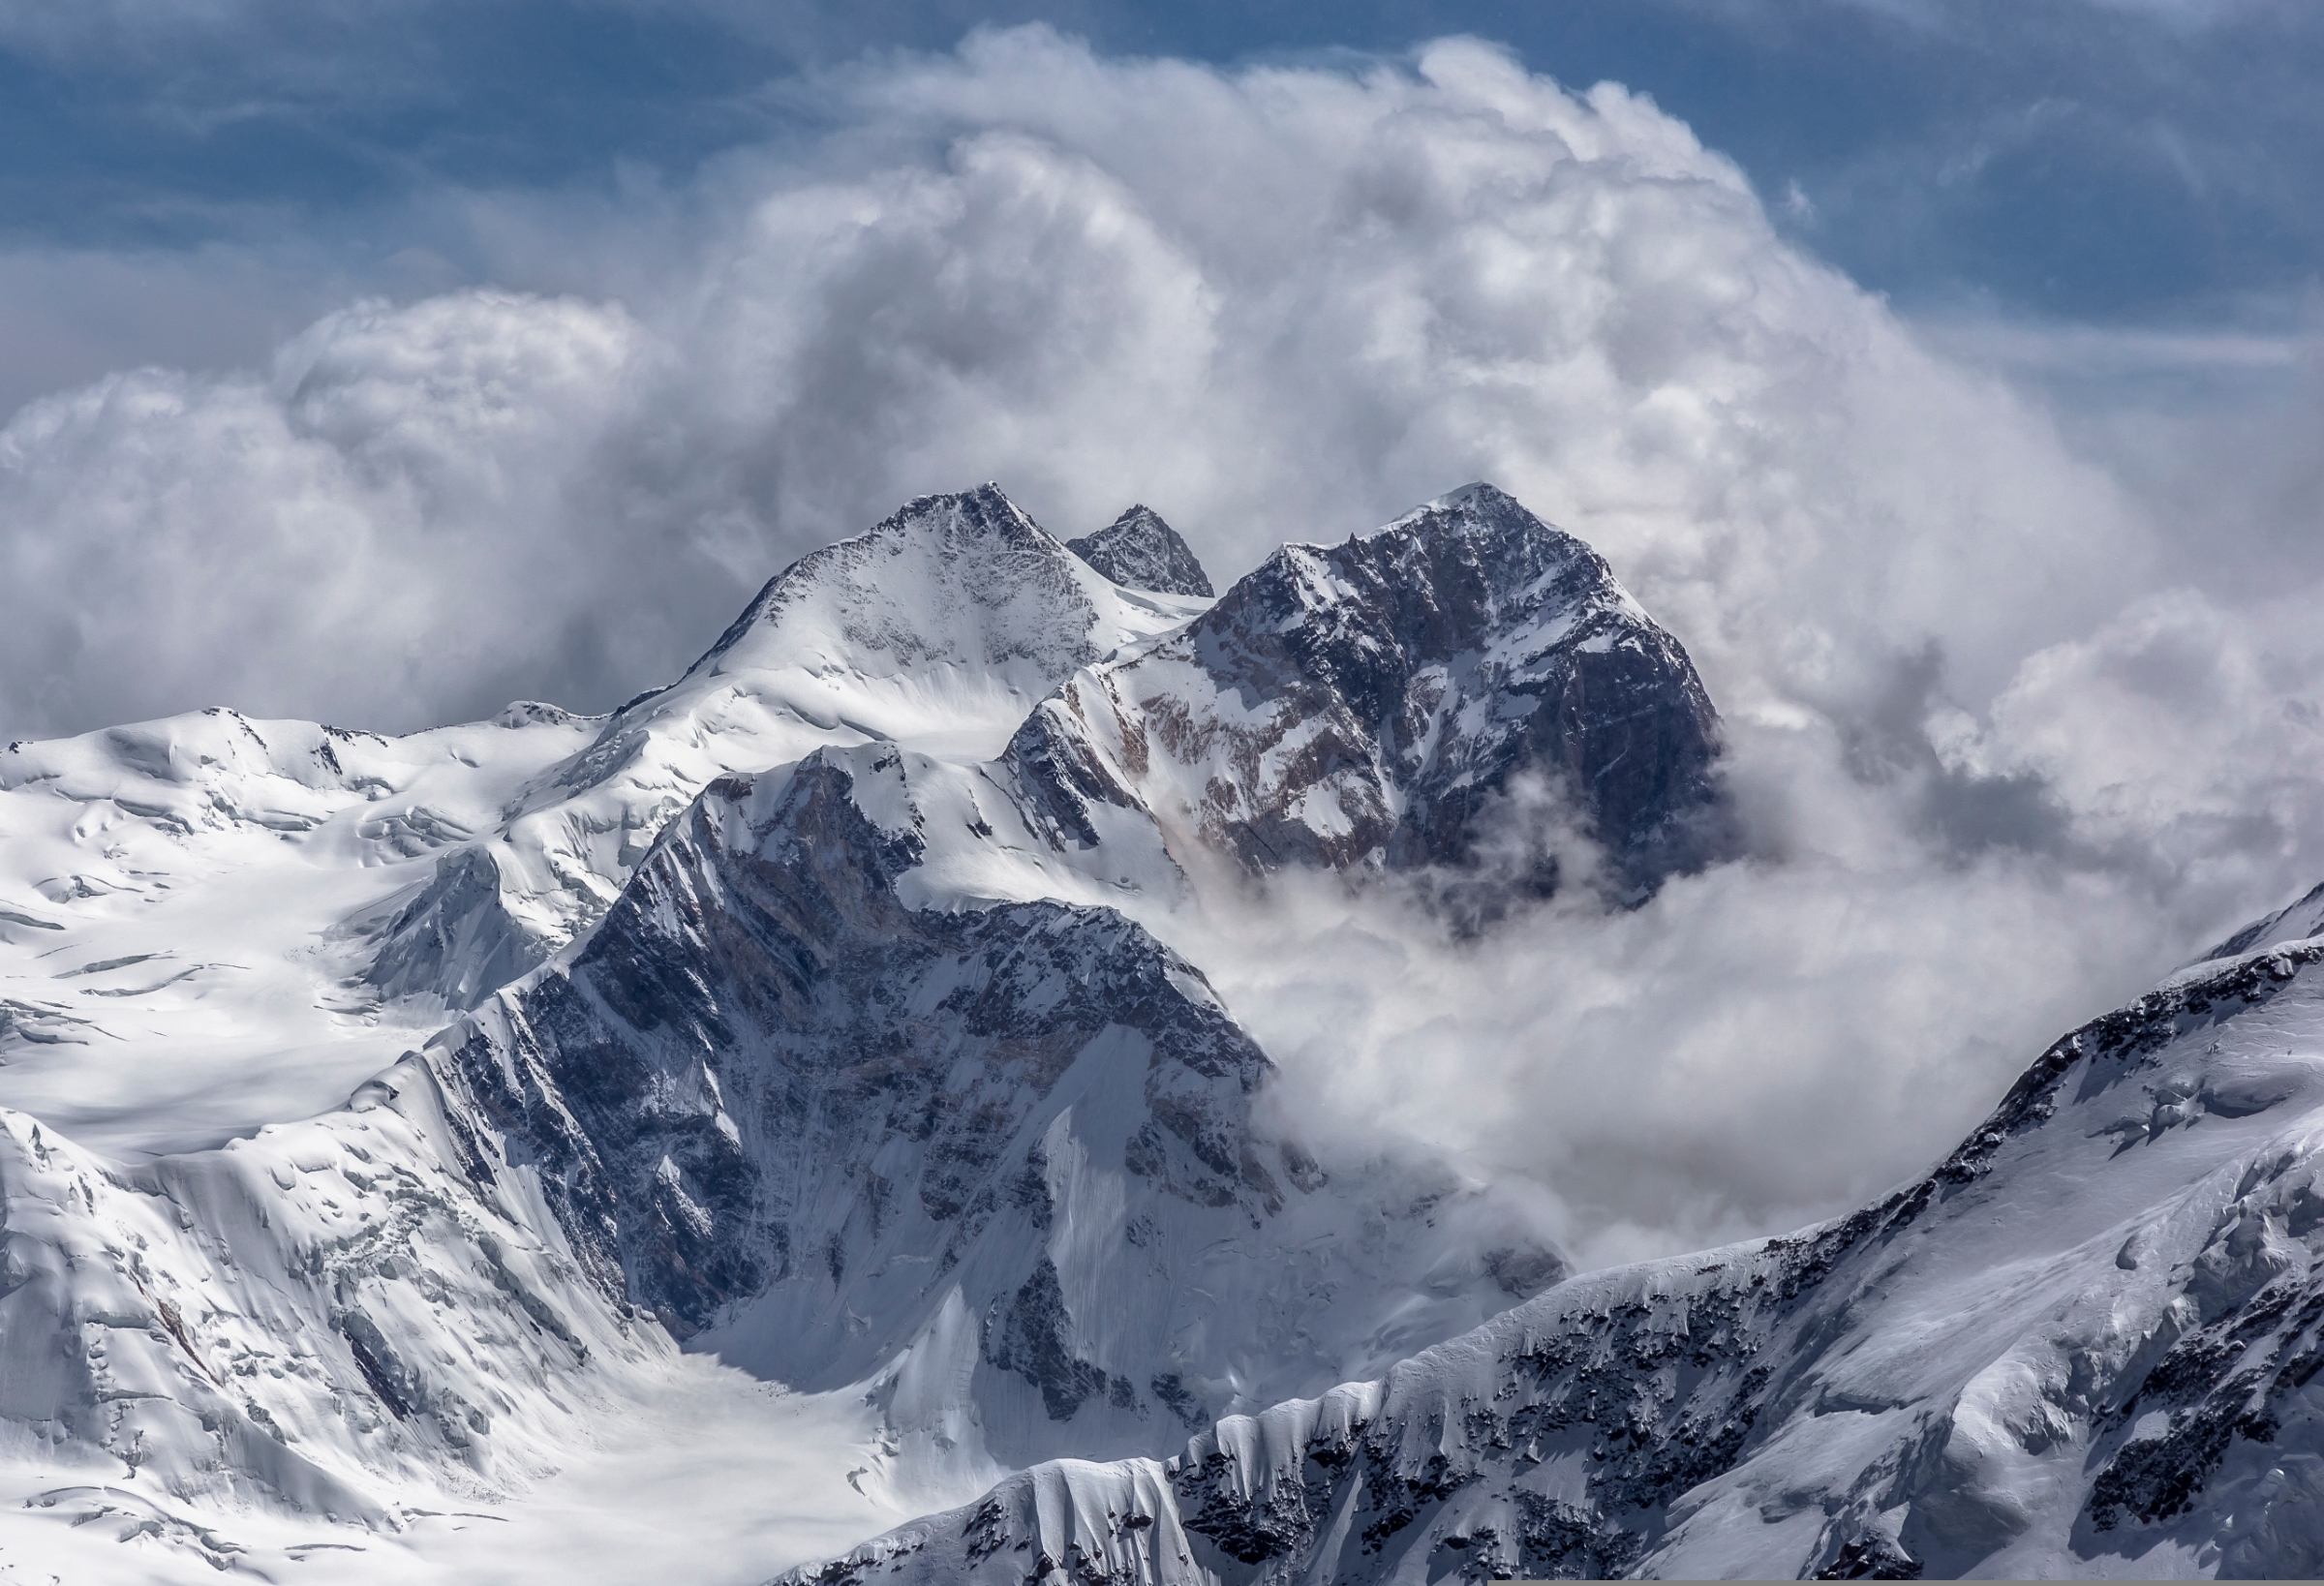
[
  {"left": 1013, "top": 482, "right": 1733, "bottom": 900},
  {"left": 1068, "top": 504, "right": 1216, "bottom": 598},
  {"left": 4, "top": 482, "right": 2319, "bottom": 1581}
]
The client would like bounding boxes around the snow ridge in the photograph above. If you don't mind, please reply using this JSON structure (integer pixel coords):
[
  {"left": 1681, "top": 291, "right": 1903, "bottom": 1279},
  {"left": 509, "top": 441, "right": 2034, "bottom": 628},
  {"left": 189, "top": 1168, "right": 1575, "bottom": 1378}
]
[{"left": 781, "top": 938, "right": 2324, "bottom": 1582}]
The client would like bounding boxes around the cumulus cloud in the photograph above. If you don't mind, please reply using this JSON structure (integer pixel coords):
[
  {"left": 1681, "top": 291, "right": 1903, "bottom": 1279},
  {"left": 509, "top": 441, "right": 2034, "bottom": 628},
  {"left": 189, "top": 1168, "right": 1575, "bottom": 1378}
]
[
  {"left": 0, "top": 28, "right": 2159, "bottom": 734},
  {"left": 0, "top": 290, "right": 674, "bottom": 734},
  {"left": 5, "top": 25, "right": 2322, "bottom": 1261},
  {"left": 1177, "top": 787, "right": 2159, "bottom": 1271}
]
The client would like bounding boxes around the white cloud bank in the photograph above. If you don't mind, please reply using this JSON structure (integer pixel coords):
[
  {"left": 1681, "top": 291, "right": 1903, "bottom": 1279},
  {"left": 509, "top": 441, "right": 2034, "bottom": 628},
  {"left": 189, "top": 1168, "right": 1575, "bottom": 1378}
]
[
  {"left": 0, "top": 27, "right": 2159, "bottom": 737},
  {"left": 4, "top": 25, "right": 2321, "bottom": 1261}
]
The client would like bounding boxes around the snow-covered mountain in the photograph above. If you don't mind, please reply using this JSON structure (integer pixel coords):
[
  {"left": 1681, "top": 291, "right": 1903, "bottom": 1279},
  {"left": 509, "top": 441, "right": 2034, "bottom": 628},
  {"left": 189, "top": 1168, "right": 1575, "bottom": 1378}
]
[
  {"left": 780, "top": 922, "right": 2324, "bottom": 1582},
  {"left": 434, "top": 743, "right": 1567, "bottom": 1486},
  {"left": 368, "top": 485, "right": 1208, "bottom": 1009},
  {"left": 1009, "top": 483, "right": 1731, "bottom": 900},
  {"left": 0, "top": 482, "right": 1659, "bottom": 1577},
  {"left": 0, "top": 488, "right": 1198, "bottom": 1140},
  {"left": 15, "top": 477, "right": 2314, "bottom": 1583}
]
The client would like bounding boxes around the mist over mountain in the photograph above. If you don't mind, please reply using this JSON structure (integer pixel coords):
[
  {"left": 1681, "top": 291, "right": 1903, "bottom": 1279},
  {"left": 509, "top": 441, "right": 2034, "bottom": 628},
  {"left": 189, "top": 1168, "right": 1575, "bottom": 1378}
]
[{"left": 3, "top": 481, "right": 2324, "bottom": 1581}]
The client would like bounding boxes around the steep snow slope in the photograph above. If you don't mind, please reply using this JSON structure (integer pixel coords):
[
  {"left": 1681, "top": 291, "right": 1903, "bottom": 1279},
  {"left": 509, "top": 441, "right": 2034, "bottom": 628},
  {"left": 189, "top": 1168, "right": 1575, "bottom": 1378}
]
[
  {"left": 0, "top": 1053, "right": 935, "bottom": 1584},
  {"left": 441, "top": 745, "right": 1567, "bottom": 1481},
  {"left": 0, "top": 1365, "right": 906, "bottom": 1586},
  {"left": 0, "top": 704, "right": 601, "bottom": 1154},
  {"left": 376, "top": 485, "right": 1208, "bottom": 1006},
  {"left": 784, "top": 926, "right": 2324, "bottom": 1582},
  {"left": 1009, "top": 483, "right": 1731, "bottom": 900},
  {"left": 0, "top": 1052, "right": 667, "bottom": 1538}
]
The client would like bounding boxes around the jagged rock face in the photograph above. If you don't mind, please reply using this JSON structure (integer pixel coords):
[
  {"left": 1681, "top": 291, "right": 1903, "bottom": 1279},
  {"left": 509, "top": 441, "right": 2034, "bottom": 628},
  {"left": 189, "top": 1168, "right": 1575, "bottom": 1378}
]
[
  {"left": 1068, "top": 505, "right": 1216, "bottom": 598},
  {"left": 450, "top": 748, "right": 1278, "bottom": 1337},
  {"left": 441, "top": 746, "right": 1561, "bottom": 1470},
  {"left": 1009, "top": 483, "right": 1731, "bottom": 899},
  {"left": 783, "top": 935, "right": 2324, "bottom": 1583}
]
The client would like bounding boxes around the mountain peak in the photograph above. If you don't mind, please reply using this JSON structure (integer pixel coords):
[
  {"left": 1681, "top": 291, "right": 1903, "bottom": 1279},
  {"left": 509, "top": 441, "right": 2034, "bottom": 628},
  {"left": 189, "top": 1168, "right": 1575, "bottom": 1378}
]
[
  {"left": 1375, "top": 478, "right": 1584, "bottom": 562},
  {"left": 1426, "top": 478, "right": 1517, "bottom": 514},
  {"left": 693, "top": 483, "right": 1077, "bottom": 676},
  {"left": 1015, "top": 485, "right": 1732, "bottom": 897},
  {"left": 370, "top": 483, "right": 1210, "bottom": 1011},
  {"left": 1066, "top": 504, "right": 1213, "bottom": 597}
]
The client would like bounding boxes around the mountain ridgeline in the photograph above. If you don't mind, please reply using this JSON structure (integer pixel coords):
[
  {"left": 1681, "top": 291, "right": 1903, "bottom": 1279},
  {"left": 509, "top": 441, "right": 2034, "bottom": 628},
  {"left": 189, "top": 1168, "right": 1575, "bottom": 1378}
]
[
  {"left": 0, "top": 481, "right": 1724, "bottom": 1555},
  {"left": 1014, "top": 484, "right": 1734, "bottom": 902},
  {"left": 359, "top": 484, "right": 1733, "bottom": 1019},
  {"left": 39, "top": 482, "right": 2324, "bottom": 1579}
]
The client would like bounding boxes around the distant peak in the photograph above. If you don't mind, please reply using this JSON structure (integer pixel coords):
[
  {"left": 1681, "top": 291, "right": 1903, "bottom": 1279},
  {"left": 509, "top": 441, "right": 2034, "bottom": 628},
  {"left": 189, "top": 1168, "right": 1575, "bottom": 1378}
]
[
  {"left": 1438, "top": 480, "right": 1514, "bottom": 509},
  {"left": 884, "top": 482, "right": 1045, "bottom": 541},
  {"left": 1383, "top": 481, "right": 1543, "bottom": 539},
  {"left": 1066, "top": 504, "right": 1213, "bottom": 597}
]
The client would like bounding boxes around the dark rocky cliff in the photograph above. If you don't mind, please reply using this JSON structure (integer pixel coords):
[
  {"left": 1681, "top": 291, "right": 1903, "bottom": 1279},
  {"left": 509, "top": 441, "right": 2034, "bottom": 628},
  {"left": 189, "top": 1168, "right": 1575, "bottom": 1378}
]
[
  {"left": 1068, "top": 505, "right": 1214, "bottom": 597},
  {"left": 1010, "top": 482, "right": 1735, "bottom": 901}
]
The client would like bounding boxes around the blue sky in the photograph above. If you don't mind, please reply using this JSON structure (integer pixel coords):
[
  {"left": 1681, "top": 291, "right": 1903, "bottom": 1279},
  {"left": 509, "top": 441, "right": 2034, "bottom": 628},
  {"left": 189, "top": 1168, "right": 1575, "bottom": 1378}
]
[
  {"left": 1, "top": 0, "right": 2317, "bottom": 759},
  {"left": 3, "top": 2, "right": 2318, "bottom": 358}
]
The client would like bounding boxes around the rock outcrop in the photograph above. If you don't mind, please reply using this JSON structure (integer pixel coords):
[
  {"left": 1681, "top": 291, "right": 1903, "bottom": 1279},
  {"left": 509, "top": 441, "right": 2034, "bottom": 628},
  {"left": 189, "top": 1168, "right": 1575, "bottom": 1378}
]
[
  {"left": 1068, "top": 505, "right": 1215, "bottom": 598},
  {"left": 1012, "top": 483, "right": 1733, "bottom": 900}
]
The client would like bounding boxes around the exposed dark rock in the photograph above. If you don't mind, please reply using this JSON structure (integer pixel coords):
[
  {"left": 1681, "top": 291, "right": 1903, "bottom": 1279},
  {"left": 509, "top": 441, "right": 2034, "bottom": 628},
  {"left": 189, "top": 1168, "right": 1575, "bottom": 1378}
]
[
  {"left": 985, "top": 1259, "right": 1118, "bottom": 1421},
  {"left": 443, "top": 751, "right": 1274, "bottom": 1341},
  {"left": 1067, "top": 505, "right": 1214, "bottom": 597},
  {"left": 1009, "top": 482, "right": 1738, "bottom": 902}
]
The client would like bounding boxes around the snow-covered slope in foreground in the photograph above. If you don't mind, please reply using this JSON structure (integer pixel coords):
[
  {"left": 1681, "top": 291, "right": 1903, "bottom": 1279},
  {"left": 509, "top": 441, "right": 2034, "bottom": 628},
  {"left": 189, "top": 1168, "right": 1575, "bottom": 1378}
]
[{"left": 785, "top": 930, "right": 2324, "bottom": 1581}]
